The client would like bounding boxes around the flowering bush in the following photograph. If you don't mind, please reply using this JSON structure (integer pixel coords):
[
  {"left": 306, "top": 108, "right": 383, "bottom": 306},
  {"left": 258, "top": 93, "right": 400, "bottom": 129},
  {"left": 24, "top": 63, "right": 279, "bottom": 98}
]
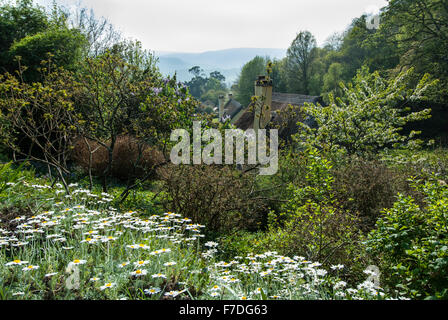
[{"left": 296, "top": 67, "right": 436, "bottom": 155}]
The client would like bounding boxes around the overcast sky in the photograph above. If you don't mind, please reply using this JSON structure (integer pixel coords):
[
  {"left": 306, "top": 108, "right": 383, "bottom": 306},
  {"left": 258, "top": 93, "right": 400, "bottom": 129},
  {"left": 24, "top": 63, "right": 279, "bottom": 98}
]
[{"left": 35, "top": 0, "right": 388, "bottom": 53}]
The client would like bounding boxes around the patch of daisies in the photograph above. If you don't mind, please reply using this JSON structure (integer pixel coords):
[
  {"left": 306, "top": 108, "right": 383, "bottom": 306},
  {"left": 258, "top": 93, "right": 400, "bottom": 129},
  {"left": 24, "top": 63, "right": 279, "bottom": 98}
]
[
  {"left": 0, "top": 181, "right": 407, "bottom": 300},
  {"left": 200, "top": 248, "right": 406, "bottom": 300},
  {"left": 0, "top": 182, "right": 206, "bottom": 299}
]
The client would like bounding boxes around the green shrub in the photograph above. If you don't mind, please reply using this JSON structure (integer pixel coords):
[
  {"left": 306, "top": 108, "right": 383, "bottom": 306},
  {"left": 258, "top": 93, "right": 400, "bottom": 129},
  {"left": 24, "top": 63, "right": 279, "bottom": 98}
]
[
  {"left": 381, "top": 148, "right": 448, "bottom": 180},
  {"left": 270, "top": 202, "right": 361, "bottom": 264},
  {"left": 0, "top": 162, "right": 37, "bottom": 201},
  {"left": 0, "top": 162, "right": 25, "bottom": 194},
  {"left": 9, "top": 28, "right": 87, "bottom": 81},
  {"left": 159, "top": 164, "right": 268, "bottom": 233},
  {"left": 0, "top": 162, "right": 49, "bottom": 228},
  {"left": 252, "top": 149, "right": 310, "bottom": 219},
  {"left": 267, "top": 148, "right": 363, "bottom": 273},
  {"left": 217, "top": 230, "right": 272, "bottom": 260},
  {"left": 331, "top": 157, "right": 412, "bottom": 231},
  {"left": 365, "top": 177, "right": 448, "bottom": 299}
]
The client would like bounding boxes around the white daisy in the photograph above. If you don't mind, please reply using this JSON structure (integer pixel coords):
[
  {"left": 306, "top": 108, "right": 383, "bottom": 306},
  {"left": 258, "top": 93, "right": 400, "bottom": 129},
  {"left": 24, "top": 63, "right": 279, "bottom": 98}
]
[{"left": 100, "top": 282, "right": 116, "bottom": 290}]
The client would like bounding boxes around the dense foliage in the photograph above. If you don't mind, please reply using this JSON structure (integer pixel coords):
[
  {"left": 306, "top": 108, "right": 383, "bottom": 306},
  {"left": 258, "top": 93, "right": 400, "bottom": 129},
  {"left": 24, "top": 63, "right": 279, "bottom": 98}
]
[
  {"left": 366, "top": 177, "right": 448, "bottom": 299},
  {"left": 235, "top": 56, "right": 269, "bottom": 107},
  {"left": 0, "top": 0, "right": 447, "bottom": 301}
]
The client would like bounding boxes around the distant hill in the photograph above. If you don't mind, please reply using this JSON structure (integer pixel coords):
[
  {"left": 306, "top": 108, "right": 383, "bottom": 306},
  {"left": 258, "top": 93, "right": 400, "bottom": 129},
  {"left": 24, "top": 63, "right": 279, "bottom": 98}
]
[{"left": 155, "top": 48, "right": 287, "bottom": 86}]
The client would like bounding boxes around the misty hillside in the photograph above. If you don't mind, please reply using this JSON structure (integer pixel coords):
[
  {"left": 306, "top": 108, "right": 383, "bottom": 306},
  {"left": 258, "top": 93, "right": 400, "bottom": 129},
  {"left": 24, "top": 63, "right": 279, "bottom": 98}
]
[{"left": 156, "top": 48, "right": 286, "bottom": 85}]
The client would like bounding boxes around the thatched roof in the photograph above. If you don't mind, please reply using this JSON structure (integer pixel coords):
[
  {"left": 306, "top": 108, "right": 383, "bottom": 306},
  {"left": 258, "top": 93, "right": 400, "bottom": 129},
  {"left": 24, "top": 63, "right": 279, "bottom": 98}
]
[
  {"left": 231, "top": 92, "right": 322, "bottom": 141},
  {"left": 223, "top": 99, "right": 243, "bottom": 119},
  {"left": 233, "top": 103, "right": 255, "bottom": 130},
  {"left": 271, "top": 93, "right": 322, "bottom": 112}
]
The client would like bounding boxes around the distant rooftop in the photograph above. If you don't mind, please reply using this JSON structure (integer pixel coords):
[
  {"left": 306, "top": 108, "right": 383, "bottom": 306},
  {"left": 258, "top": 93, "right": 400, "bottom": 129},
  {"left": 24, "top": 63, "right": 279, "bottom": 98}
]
[
  {"left": 223, "top": 99, "right": 243, "bottom": 119},
  {"left": 233, "top": 92, "right": 322, "bottom": 132},
  {"left": 271, "top": 93, "right": 321, "bottom": 112}
]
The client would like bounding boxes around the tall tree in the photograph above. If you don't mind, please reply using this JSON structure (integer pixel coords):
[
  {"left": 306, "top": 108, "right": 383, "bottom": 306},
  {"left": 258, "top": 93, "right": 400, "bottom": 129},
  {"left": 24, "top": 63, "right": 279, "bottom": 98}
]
[
  {"left": 271, "top": 58, "right": 288, "bottom": 93},
  {"left": 200, "top": 72, "right": 227, "bottom": 107},
  {"left": 322, "top": 62, "right": 344, "bottom": 98},
  {"left": 285, "top": 31, "right": 317, "bottom": 94},
  {"left": 382, "top": 0, "right": 448, "bottom": 97},
  {"left": 209, "top": 71, "right": 225, "bottom": 83},
  {"left": 235, "top": 56, "right": 268, "bottom": 107},
  {"left": 186, "top": 66, "right": 207, "bottom": 98},
  {"left": 68, "top": 6, "right": 122, "bottom": 57}
]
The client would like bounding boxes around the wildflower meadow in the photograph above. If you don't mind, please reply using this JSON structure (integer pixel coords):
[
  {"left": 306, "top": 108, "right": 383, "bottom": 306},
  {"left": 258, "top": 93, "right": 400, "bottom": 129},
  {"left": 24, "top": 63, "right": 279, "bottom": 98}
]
[{"left": 0, "top": 176, "right": 402, "bottom": 300}]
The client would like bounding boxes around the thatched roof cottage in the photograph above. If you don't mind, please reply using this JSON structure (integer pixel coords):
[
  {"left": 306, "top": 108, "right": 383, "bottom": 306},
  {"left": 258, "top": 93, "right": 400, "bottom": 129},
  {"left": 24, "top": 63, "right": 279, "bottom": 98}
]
[{"left": 219, "top": 76, "right": 323, "bottom": 140}]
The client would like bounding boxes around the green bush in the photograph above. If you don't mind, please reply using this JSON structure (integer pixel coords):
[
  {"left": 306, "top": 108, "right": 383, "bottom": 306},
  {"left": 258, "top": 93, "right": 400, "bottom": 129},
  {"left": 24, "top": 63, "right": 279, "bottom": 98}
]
[
  {"left": 331, "top": 157, "right": 412, "bottom": 231},
  {"left": 159, "top": 164, "right": 268, "bottom": 233},
  {"left": 252, "top": 149, "right": 310, "bottom": 220},
  {"left": 365, "top": 177, "right": 448, "bottom": 299},
  {"left": 267, "top": 148, "right": 363, "bottom": 273},
  {"left": 0, "top": 162, "right": 46, "bottom": 229},
  {"left": 9, "top": 28, "right": 87, "bottom": 81},
  {"left": 0, "top": 162, "right": 23, "bottom": 194},
  {"left": 380, "top": 148, "right": 448, "bottom": 180},
  {"left": 217, "top": 230, "right": 273, "bottom": 260}
]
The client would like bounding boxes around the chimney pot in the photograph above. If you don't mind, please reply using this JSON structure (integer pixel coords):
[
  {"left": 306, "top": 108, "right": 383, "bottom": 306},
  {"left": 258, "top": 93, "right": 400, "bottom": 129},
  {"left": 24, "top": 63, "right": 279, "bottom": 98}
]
[
  {"left": 218, "top": 95, "right": 226, "bottom": 121},
  {"left": 253, "top": 76, "right": 273, "bottom": 131}
]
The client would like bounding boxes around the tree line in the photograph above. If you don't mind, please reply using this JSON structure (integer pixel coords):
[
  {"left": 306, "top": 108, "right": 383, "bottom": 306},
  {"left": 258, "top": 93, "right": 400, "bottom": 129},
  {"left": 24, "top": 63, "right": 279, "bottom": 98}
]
[{"left": 235, "top": 0, "right": 448, "bottom": 112}]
